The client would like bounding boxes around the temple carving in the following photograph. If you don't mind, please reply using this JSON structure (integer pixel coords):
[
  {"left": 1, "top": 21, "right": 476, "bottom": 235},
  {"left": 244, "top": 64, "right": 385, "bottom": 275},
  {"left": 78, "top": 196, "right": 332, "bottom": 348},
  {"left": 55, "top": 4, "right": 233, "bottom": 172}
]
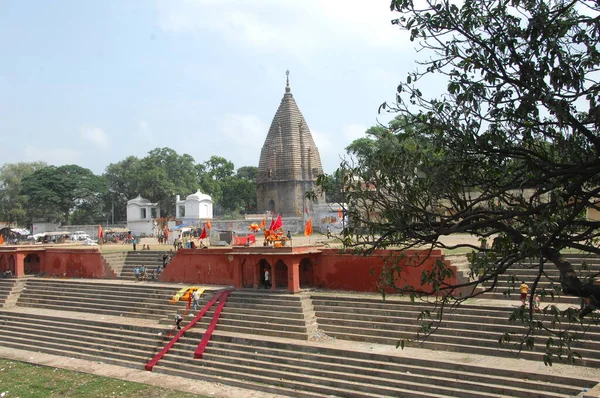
[{"left": 257, "top": 72, "right": 324, "bottom": 216}]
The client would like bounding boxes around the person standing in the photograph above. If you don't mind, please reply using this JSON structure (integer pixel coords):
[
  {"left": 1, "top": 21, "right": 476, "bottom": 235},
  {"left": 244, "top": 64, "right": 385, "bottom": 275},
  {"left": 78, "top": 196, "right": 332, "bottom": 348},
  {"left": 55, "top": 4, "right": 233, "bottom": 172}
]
[
  {"left": 132, "top": 237, "right": 137, "bottom": 251},
  {"left": 520, "top": 281, "right": 529, "bottom": 305},
  {"left": 264, "top": 268, "right": 271, "bottom": 289},
  {"left": 192, "top": 289, "right": 200, "bottom": 312},
  {"left": 326, "top": 226, "right": 332, "bottom": 239},
  {"left": 133, "top": 266, "right": 140, "bottom": 282}
]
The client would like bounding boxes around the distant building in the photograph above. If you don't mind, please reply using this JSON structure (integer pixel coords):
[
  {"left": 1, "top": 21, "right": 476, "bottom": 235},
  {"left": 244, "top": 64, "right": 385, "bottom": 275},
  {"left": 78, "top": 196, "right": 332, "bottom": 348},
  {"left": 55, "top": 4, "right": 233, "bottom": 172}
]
[
  {"left": 175, "top": 190, "right": 213, "bottom": 226},
  {"left": 257, "top": 71, "right": 325, "bottom": 217},
  {"left": 126, "top": 195, "right": 159, "bottom": 236}
]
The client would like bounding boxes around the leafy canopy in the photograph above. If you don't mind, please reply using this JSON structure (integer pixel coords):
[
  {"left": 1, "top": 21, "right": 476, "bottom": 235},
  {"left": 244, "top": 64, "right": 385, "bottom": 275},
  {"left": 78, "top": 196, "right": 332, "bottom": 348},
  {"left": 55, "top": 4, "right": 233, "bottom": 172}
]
[{"left": 330, "top": 0, "right": 600, "bottom": 364}]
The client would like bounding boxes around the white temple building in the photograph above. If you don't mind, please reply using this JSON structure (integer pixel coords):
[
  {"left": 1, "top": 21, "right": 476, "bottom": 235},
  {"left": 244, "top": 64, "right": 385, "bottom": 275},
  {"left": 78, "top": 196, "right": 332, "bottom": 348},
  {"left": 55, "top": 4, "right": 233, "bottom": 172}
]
[
  {"left": 175, "top": 189, "right": 213, "bottom": 225},
  {"left": 126, "top": 195, "right": 160, "bottom": 236}
]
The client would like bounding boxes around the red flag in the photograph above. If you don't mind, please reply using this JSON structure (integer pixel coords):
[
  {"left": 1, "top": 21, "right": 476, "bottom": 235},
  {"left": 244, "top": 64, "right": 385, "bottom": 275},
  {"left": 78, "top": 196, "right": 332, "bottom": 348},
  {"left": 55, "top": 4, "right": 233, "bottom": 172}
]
[
  {"left": 338, "top": 208, "right": 343, "bottom": 219},
  {"left": 98, "top": 224, "right": 103, "bottom": 239},
  {"left": 206, "top": 220, "right": 212, "bottom": 229},
  {"left": 304, "top": 218, "right": 313, "bottom": 236},
  {"left": 270, "top": 214, "right": 282, "bottom": 231},
  {"left": 0, "top": 235, "right": 4, "bottom": 245},
  {"left": 199, "top": 227, "right": 207, "bottom": 240},
  {"left": 305, "top": 207, "right": 309, "bottom": 215}
]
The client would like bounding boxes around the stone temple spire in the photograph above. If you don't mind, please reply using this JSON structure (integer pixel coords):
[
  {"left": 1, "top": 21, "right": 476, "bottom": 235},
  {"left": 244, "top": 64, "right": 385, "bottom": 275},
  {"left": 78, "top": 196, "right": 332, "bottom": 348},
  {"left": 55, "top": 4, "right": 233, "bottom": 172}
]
[{"left": 256, "top": 71, "right": 325, "bottom": 216}]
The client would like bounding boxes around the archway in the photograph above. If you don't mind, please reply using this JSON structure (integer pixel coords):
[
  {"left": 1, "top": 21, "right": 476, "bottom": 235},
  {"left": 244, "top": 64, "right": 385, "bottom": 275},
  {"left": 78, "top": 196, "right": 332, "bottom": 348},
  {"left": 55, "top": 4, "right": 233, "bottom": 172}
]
[
  {"left": 299, "top": 258, "right": 314, "bottom": 288},
  {"left": 24, "top": 253, "right": 41, "bottom": 275},
  {"left": 8, "top": 255, "right": 15, "bottom": 275},
  {"left": 274, "top": 260, "right": 288, "bottom": 289},
  {"left": 268, "top": 199, "right": 276, "bottom": 214},
  {"left": 0, "top": 255, "right": 7, "bottom": 274},
  {"left": 259, "top": 259, "right": 272, "bottom": 289}
]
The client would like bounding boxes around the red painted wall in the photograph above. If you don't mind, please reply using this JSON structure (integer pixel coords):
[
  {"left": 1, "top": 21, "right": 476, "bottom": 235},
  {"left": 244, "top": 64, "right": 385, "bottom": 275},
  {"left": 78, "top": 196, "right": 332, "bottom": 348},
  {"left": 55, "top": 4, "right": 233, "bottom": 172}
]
[
  {"left": 159, "top": 249, "right": 238, "bottom": 285},
  {"left": 159, "top": 247, "right": 457, "bottom": 294},
  {"left": 315, "top": 249, "right": 456, "bottom": 293},
  {"left": 41, "top": 249, "right": 116, "bottom": 279}
]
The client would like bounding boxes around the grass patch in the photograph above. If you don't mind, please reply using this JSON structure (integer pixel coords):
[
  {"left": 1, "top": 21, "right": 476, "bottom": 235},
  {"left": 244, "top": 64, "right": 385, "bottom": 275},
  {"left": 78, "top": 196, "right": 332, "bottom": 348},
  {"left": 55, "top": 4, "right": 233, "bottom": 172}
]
[{"left": 0, "top": 359, "right": 207, "bottom": 397}]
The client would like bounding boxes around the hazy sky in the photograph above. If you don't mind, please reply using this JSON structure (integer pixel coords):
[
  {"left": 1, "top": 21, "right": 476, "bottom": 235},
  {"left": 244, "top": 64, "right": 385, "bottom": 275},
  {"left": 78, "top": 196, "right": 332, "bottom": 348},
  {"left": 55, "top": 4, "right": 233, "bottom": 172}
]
[{"left": 0, "top": 0, "right": 418, "bottom": 175}]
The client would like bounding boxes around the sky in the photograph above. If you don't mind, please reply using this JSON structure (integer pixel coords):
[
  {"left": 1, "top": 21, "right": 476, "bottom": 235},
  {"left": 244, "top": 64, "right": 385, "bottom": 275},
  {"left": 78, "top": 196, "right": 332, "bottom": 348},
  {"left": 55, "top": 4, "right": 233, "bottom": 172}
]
[{"left": 0, "top": 0, "right": 420, "bottom": 175}]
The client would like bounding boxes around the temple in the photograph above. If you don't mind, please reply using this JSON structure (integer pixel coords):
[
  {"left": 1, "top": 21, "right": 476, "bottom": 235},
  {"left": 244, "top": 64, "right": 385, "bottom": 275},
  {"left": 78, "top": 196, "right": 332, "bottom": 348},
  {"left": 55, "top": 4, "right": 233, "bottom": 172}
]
[{"left": 256, "top": 71, "right": 325, "bottom": 217}]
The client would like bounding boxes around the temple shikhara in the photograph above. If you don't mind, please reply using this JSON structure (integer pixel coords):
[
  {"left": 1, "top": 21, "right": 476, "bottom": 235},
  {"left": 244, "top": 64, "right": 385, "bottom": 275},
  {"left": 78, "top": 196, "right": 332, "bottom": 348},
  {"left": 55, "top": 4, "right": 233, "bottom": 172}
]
[{"left": 257, "top": 71, "right": 325, "bottom": 217}]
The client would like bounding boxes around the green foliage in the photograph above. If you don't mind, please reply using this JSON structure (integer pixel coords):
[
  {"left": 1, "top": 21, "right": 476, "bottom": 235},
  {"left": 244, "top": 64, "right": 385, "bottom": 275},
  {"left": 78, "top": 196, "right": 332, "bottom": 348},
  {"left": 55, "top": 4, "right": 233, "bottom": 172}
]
[
  {"left": 21, "top": 165, "right": 106, "bottom": 224},
  {"left": 328, "top": 0, "right": 600, "bottom": 365},
  {"left": 0, "top": 161, "right": 47, "bottom": 226}
]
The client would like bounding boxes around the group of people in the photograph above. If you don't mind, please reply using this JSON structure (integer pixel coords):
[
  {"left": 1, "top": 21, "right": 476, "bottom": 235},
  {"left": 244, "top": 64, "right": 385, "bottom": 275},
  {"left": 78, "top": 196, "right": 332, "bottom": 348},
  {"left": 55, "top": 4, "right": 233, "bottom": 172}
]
[
  {"left": 2, "top": 269, "right": 12, "bottom": 278},
  {"left": 140, "top": 244, "right": 152, "bottom": 250},
  {"left": 133, "top": 264, "right": 162, "bottom": 281}
]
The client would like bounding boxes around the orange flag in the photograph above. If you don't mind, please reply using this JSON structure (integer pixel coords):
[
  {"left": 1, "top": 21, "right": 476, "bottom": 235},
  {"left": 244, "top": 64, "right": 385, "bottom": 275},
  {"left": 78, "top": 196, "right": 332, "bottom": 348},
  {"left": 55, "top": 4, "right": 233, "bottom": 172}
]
[
  {"left": 206, "top": 220, "right": 212, "bottom": 229},
  {"left": 338, "top": 208, "right": 343, "bottom": 219},
  {"left": 98, "top": 224, "right": 104, "bottom": 240},
  {"left": 199, "top": 227, "right": 207, "bottom": 240},
  {"left": 304, "top": 218, "right": 313, "bottom": 236},
  {"left": 0, "top": 235, "right": 3, "bottom": 245},
  {"left": 164, "top": 226, "right": 169, "bottom": 238},
  {"left": 260, "top": 218, "right": 266, "bottom": 229},
  {"left": 270, "top": 214, "right": 283, "bottom": 231}
]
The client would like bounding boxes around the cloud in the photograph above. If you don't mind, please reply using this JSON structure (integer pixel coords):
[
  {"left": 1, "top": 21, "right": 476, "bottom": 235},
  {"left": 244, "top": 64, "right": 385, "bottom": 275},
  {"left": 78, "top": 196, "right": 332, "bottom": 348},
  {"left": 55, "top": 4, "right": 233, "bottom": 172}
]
[
  {"left": 155, "top": 0, "right": 408, "bottom": 58},
  {"left": 218, "top": 114, "right": 268, "bottom": 166},
  {"left": 24, "top": 146, "right": 82, "bottom": 166},
  {"left": 80, "top": 125, "right": 110, "bottom": 150}
]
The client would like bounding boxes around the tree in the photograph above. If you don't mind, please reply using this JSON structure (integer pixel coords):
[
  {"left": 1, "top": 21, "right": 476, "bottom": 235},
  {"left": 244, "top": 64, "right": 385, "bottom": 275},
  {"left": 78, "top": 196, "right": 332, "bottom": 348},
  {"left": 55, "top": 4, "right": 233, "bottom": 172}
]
[
  {"left": 334, "top": 0, "right": 600, "bottom": 364},
  {"left": 0, "top": 162, "right": 47, "bottom": 226},
  {"left": 104, "top": 149, "right": 200, "bottom": 219},
  {"left": 103, "top": 156, "right": 142, "bottom": 222},
  {"left": 21, "top": 165, "right": 106, "bottom": 224}
]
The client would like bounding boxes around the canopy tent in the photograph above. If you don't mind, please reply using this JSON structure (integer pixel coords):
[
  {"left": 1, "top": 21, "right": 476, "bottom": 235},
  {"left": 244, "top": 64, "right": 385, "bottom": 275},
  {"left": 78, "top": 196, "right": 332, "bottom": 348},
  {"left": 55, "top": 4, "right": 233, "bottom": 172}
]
[{"left": 104, "top": 227, "right": 130, "bottom": 234}]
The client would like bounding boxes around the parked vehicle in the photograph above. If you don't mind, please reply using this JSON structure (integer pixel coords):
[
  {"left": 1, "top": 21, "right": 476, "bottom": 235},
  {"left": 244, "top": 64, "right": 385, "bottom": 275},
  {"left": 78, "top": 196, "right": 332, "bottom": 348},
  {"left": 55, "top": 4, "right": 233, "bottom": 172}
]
[{"left": 71, "top": 231, "right": 91, "bottom": 241}]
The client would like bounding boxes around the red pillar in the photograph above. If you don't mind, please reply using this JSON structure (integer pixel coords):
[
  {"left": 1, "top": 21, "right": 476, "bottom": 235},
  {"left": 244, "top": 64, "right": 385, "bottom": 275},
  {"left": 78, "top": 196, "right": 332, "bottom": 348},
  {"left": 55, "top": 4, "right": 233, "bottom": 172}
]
[
  {"left": 253, "top": 261, "right": 261, "bottom": 289},
  {"left": 232, "top": 259, "right": 243, "bottom": 289},
  {"left": 288, "top": 259, "right": 300, "bottom": 293},
  {"left": 13, "top": 252, "right": 26, "bottom": 277},
  {"left": 270, "top": 263, "right": 276, "bottom": 291}
]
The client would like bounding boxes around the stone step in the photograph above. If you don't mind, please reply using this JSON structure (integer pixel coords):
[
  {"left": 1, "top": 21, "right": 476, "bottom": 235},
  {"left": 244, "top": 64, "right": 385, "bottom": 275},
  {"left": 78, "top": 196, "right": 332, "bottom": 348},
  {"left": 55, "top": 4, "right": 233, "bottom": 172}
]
[
  {"left": 17, "top": 293, "right": 186, "bottom": 314},
  {"left": 23, "top": 279, "right": 182, "bottom": 294},
  {"left": 207, "top": 334, "right": 592, "bottom": 394},
  {"left": 157, "top": 356, "right": 429, "bottom": 398},
  {"left": 206, "top": 336, "right": 589, "bottom": 396},
  {"left": 223, "top": 301, "right": 305, "bottom": 314},
  {"left": 15, "top": 301, "right": 172, "bottom": 320},
  {"left": 318, "top": 326, "right": 600, "bottom": 367},
  {"left": 197, "top": 344, "right": 560, "bottom": 398}
]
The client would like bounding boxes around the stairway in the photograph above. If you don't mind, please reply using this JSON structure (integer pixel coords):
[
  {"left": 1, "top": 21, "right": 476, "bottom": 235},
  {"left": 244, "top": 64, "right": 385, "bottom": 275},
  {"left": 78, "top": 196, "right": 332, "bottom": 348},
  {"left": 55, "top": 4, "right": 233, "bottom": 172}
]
[
  {"left": 15, "top": 279, "right": 202, "bottom": 320},
  {"left": 195, "top": 290, "right": 317, "bottom": 340},
  {"left": 475, "top": 254, "right": 600, "bottom": 305},
  {"left": 0, "top": 294, "right": 598, "bottom": 397},
  {"left": 119, "top": 251, "right": 168, "bottom": 280},
  {"left": 0, "top": 278, "right": 17, "bottom": 307},
  {"left": 152, "top": 333, "right": 594, "bottom": 398},
  {"left": 99, "top": 252, "right": 127, "bottom": 277},
  {"left": 311, "top": 294, "right": 600, "bottom": 367}
]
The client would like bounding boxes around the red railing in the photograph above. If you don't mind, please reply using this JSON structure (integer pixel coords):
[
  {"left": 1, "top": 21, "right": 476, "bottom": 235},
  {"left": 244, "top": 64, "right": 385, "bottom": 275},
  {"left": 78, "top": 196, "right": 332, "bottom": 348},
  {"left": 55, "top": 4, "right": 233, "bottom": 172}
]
[
  {"left": 145, "top": 289, "right": 232, "bottom": 371},
  {"left": 194, "top": 290, "right": 231, "bottom": 359}
]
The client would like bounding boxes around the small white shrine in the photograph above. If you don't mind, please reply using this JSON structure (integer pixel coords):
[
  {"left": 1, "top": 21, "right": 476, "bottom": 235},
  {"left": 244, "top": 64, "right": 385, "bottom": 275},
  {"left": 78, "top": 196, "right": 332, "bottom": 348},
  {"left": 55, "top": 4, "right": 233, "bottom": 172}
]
[
  {"left": 175, "top": 190, "right": 213, "bottom": 225},
  {"left": 126, "top": 195, "right": 160, "bottom": 236}
]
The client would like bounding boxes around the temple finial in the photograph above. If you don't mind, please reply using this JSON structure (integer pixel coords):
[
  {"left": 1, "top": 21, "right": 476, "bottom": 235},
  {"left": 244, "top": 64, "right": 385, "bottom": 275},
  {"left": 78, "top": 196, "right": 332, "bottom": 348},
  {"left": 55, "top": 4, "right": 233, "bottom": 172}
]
[{"left": 285, "top": 70, "right": 290, "bottom": 93}]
